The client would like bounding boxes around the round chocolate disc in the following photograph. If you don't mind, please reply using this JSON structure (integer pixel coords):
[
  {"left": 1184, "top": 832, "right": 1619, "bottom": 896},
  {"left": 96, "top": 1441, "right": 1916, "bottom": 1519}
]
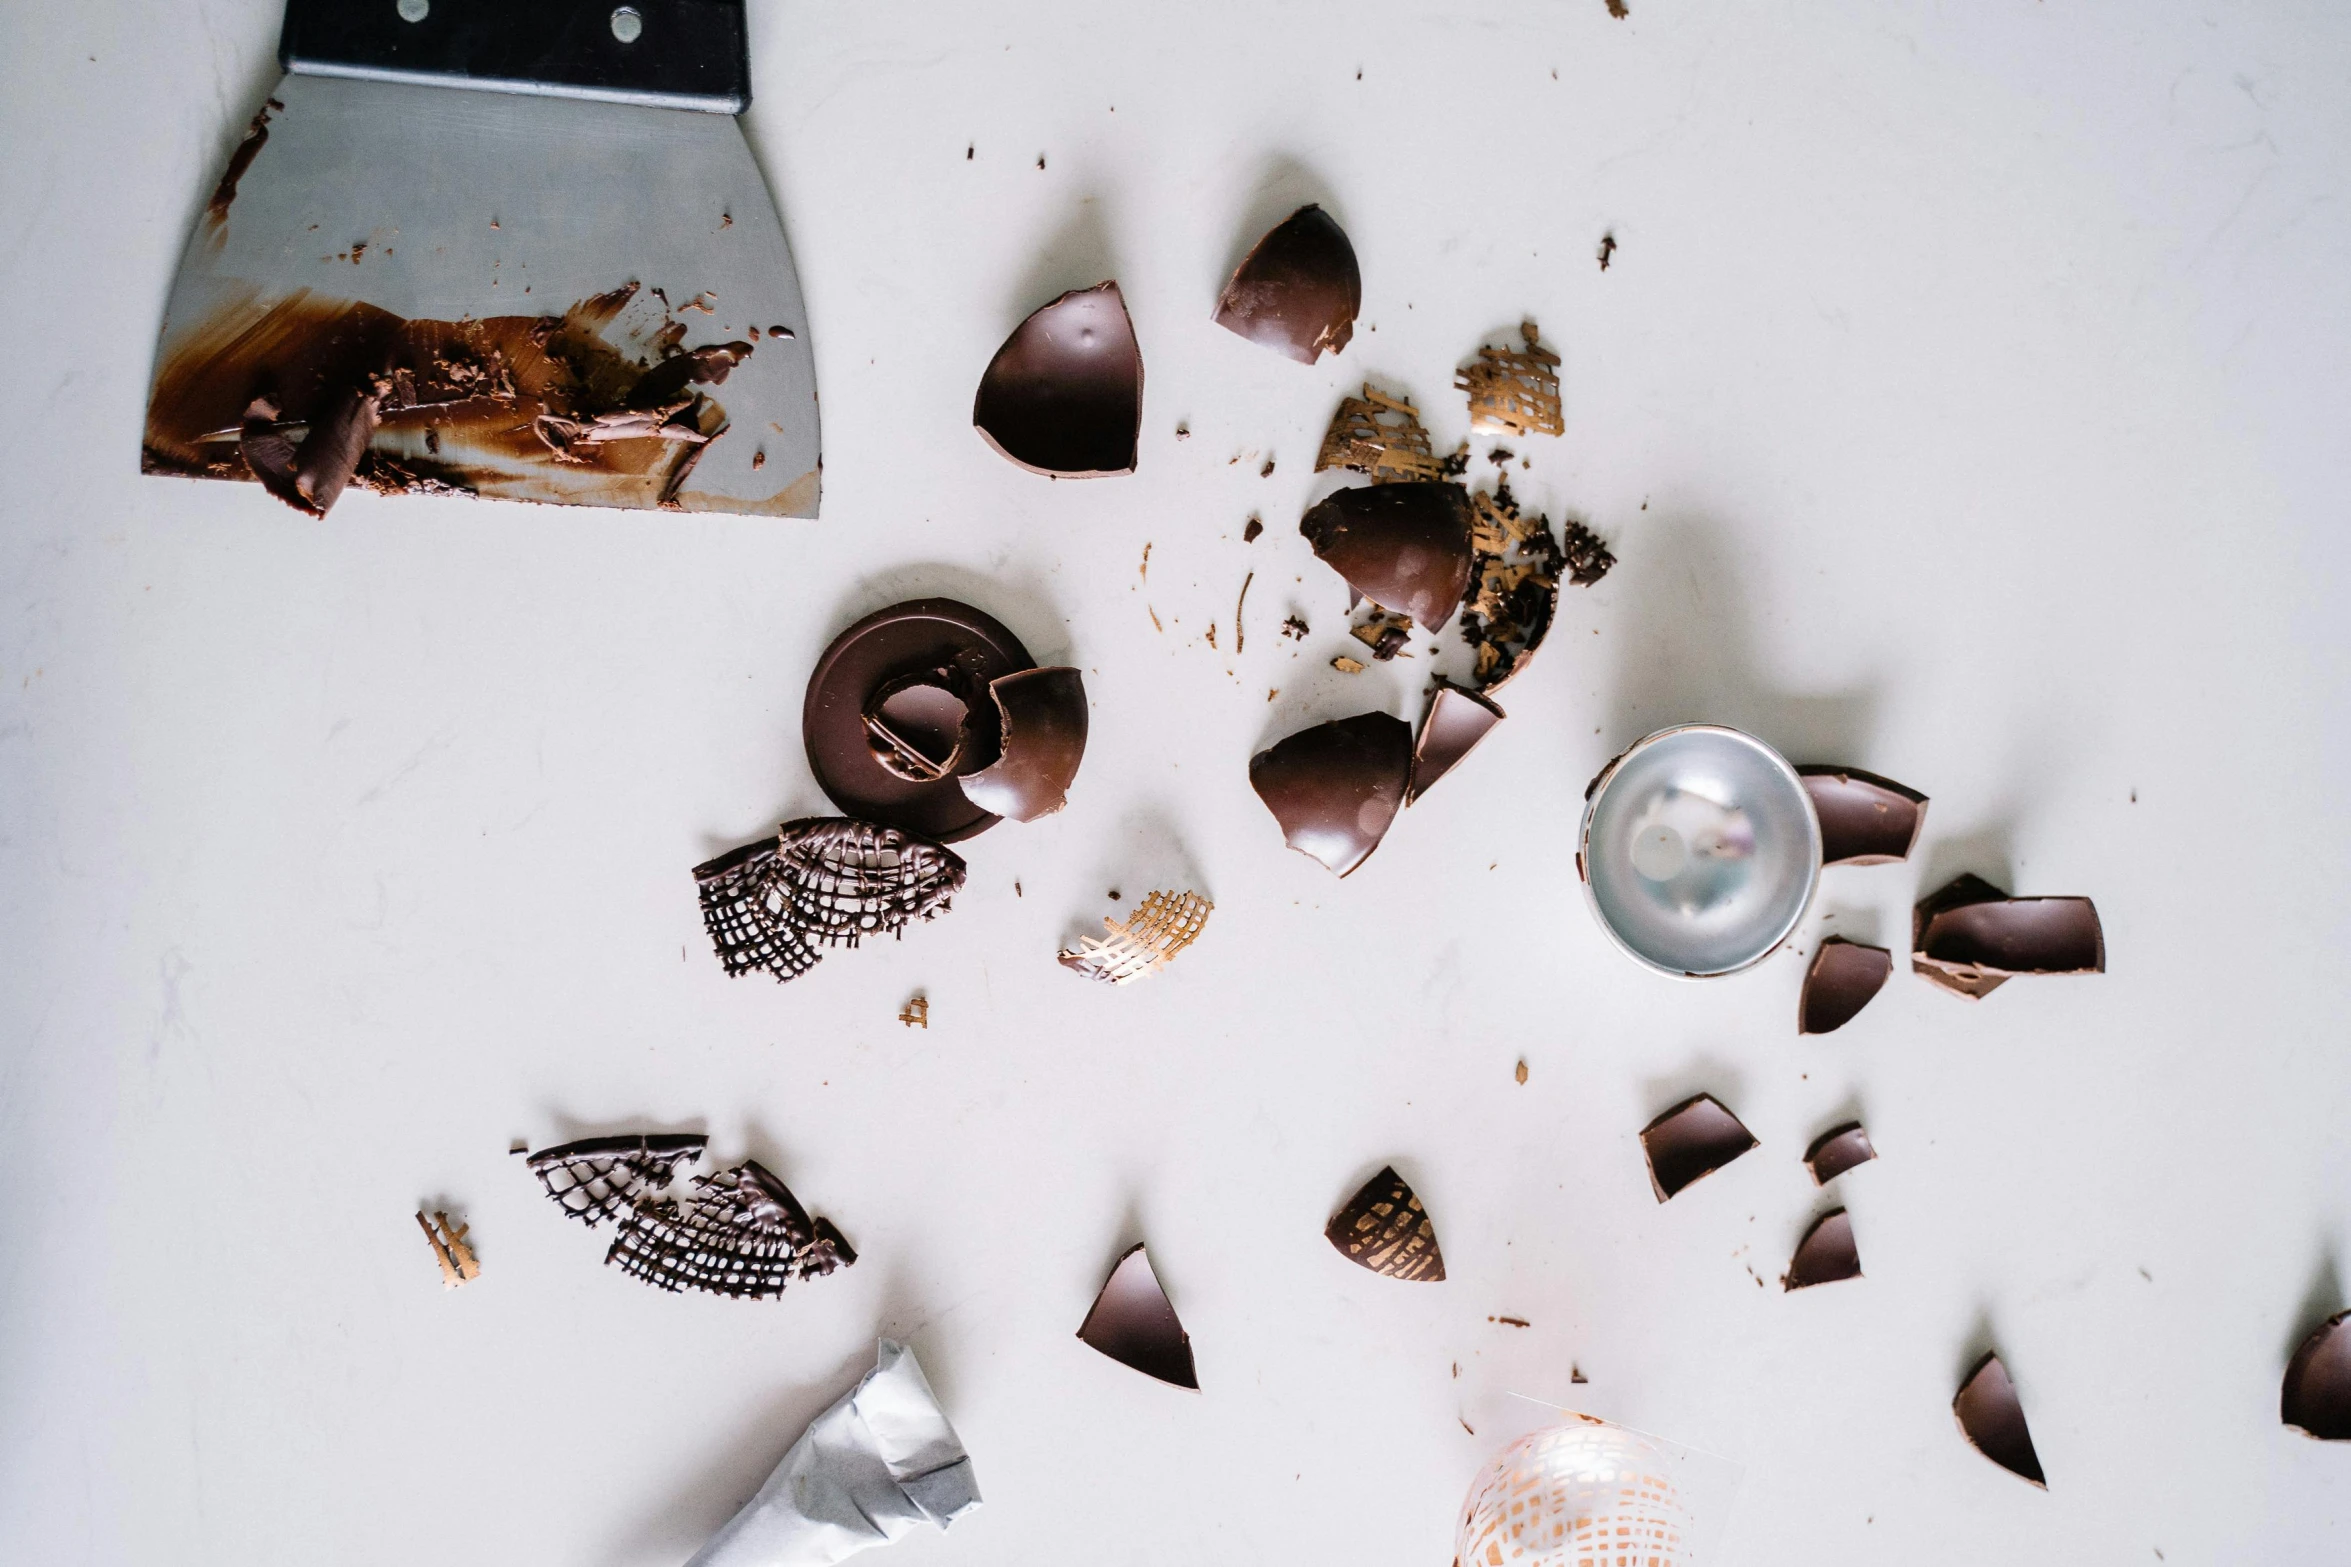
[{"left": 803, "top": 598, "right": 1036, "bottom": 842}]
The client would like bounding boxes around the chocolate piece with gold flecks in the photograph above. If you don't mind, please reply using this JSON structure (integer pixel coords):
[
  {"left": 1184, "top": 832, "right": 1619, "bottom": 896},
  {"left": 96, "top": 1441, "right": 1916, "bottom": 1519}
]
[{"left": 1325, "top": 1166, "right": 1446, "bottom": 1282}]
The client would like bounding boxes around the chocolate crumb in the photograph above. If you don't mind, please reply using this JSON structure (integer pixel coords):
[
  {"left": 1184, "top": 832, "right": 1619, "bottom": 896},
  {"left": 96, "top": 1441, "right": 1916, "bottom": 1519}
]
[
  {"left": 1332, "top": 655, "right": 1365, "bottom": 674},
  {"left": 1176, "top": 421, "right": 1190, "bottom": 440},
  {"left": 1515, "top": 1059, "right": 1528, "bottom": 1084},
  {"left": 1598, "top": 233, "right": 1617, "bottom": 270},
  {"left": 1244, "top": 515, "right": 1263, "bottom": 543},
  {"left": 1281, "top": 615, "right": 1310, "bottom": 641},
  {"left": 1492, "top": 1316, "right": 1530, "bottom": 1328},
  {"left": 1570, "top": 1365, "right": 1588, "bottom": 1384},
  {"left": 1605, "top": 0, "right": 1628, "bottom": 16},
  {"left": 897, "top": 995, "right": 929, "bottom": 1029},
  {"left": 1261, "top": 458, "right": 1276, "bottom": 478}
]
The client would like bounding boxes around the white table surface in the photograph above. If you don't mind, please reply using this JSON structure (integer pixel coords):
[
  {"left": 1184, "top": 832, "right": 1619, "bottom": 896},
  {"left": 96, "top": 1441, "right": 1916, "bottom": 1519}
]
[{"left": 4, "top": 2, "right": 2349, "bottom": 1562}]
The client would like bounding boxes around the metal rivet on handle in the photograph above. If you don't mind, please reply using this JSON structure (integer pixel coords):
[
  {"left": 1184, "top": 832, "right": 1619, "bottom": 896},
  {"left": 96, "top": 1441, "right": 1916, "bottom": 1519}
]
[
  {"left": 395, "top": 0, "right": 429, "bottom": 21},
  {"left": 609, "top": 6, "right": 643, "bottom": 43}
]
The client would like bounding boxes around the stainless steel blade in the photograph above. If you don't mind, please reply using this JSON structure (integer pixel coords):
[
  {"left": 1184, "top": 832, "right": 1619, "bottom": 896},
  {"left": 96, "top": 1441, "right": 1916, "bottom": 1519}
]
[{"left": 145, "top": 71, "right": 818, "bottom": 517}]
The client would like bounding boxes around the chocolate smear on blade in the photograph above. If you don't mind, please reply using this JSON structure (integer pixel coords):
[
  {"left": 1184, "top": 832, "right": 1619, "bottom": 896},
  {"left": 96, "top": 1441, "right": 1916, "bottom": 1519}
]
[
  {"left": 1059, "top": 890, "right": 1212, "bottom": 986},
  {"left": 1913, "top": 874, "right": 2105, "bottom": 999},
  {"left": 1213, "top": 204, "right": 1361, "bottom": 364},
  {"left": 206, "top": 97, "right": 282, "bottom": 224},
  {"left": 1804, "top": 1122, "right": 1877, "bottom": 1185},
  {"left": 1324, "top": 1166, "right": 1445, "bottom": 1282},
  {"left": 2283, "top": 1311, "right": 2351, "bottom": 1439},
  {"left": 959, "top": 667, "right": 1089, "bottom": 822},
  {"left": 973, "top": 281, "right": 1143, "bottom": 477},
  {"left": 1456, "top": 321, "right": 1563, "bottom": 438},
  {"left": 1800, "top": 938, "right": 1893, "bottom": 1034},
  {"left": 1954, "top": 1352, "right": 2047, "bottom": 1487},
  {"left": 1783, "top": 1209, "right": 1862, "bottom": 1290},
  {"left": 1800, "top": 766, "right": 1929, "bottom": 865},
  {"left": 693, "top": 818, "right": 967, "bottom": 984},
  {"left": 1639, "top": 1093, "right": 1758, "bottom": 1202},
  {"left": 1249, "top": 711, "right": 1412, "bottom": 878},
  {"left": 1077, "top": 1244, "right": 1198, "bottom": 1389},
  {"left": 1408, "top": 681, "right": 1505, "bottom": 803},
  {"left": 1317, "top": 384, "right": 1447, "bottom": 483},
  {"left": 1300, "top": 482, "right": 1475, "bottom": 630}
]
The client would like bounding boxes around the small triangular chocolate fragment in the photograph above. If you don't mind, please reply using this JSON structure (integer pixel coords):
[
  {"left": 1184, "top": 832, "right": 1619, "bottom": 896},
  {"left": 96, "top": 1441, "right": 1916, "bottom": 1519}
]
[
  {"left": 1799, "top": 766, "right": 1928, "bottom": 865},
  {"left": 1800, "top": 938, "right": 1892, "bottom": 1034},
  {"left": 1639, "top": 1093, "right": 1758, "bottom": 1202},
  {"left": 1804, "top": 1122, "right": 1877, "bottom": 1185},
  {"left": 1783, "top": 1209, "right": 1862, "bottom": 1290},
  {"left": 1954, "top": 1351, "right": 2047, "bottom": 1487},
  {"left": 1077, "top": 1244, "right": 1198, "bottom": 1390},
  {"left": 1408, "top": 682, "right": 1505, "bottom": 804},
  {"left": 1324, "top": 1166, "right": 1446, "bottom": 1282}
]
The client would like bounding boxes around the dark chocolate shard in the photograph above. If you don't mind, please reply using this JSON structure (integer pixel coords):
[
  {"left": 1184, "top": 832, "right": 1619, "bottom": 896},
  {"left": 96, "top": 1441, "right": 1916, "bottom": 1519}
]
[
  {"left": 1213, "top": 204, "right": 1361, "bottom": 364},
  {"left": 973, "top": 281, "right": 1143, "bottom": 477},
  {"left": 1408, "top": 681, "right": 1505, "bottom": 804},
  {"left": 1783, "top": 1209, "right": 1862, "bottom": 1290},
  {"left": 1800, "top": 938, "right": 1893, "bottom": 1034},
  {"left": 527, "top": 1133, "right": 708, "bottom": 1227},
  {"left": 1913, "top": 874, "right": 2105, "bottom": 999},
  {"left": 1248, "top": 711, "right": 1412, "bottom": 878},
  {"left": 1325, "top": 1166, "right": 1446, "bottom": 1282},
  {"left": 693, "top": 818, "right": 967, "bottom": 983},
  {"left": 2283, "top": 1311, "right": 2351, "bottom": 1439},
  {"left": 1804, "top": 1122, "right": 1877, "bottom": 1185},
  {"left": 1799, "top": 766, "right": 1929, "bottom": 865},
  {"left": 1639, "top": 1093, "right": 1758, "bottom": 1202},
  {"left": 1077, "top": 1243, "right": 1198, "bottom": 1389},
  {"left": 960, "top": 667, "right": 1089, "bottom": 822},
  {"left": 1954, "top": 1352, "right": 2047, "bottom": 1487},
  {"left": 1299, "top": 482, "right": 1475, "bottom": 630}
]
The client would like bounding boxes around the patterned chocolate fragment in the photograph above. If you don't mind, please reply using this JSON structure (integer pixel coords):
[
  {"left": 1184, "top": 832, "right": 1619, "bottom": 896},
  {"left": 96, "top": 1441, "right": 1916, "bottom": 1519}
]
[
  {"left": 1317, "top": 384, "right": 1447, "bottom": 483},
  {"left": 1324, "top": 1166, "right": 1446, "bottom": 1282},
  {"left": 693, "top": 818, "right": 966, "bottom": 984},
  {"left": 1456, "top": 321, "right": 1563, "bottom": 437}
]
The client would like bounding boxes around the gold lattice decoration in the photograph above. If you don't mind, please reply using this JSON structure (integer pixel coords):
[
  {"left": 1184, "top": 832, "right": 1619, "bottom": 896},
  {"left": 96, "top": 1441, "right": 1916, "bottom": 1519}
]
[
  {"left": 415, "top": 1210, "right": 480, "bottom": 1288},
  {"left": 1316, "top": 385, "right": 1450, "bottom": 483},
  {"left": 1058, "top": 891, "right": 1213, "bottom": 986},
  {"left": 1456, "top": 322, "right": 1564, "bottom": 437},
  {"left": 1457, "top": 1421, "right": 1693, "bottom": 1567}
]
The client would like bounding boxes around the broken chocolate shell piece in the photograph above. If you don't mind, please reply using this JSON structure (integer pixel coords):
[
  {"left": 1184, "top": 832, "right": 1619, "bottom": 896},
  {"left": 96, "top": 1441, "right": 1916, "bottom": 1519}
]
[
  {"left": 1460, "top": 481, "right": 1573, "bottom": 691},
  {"left": 1800, "top": 938, "right": 1893, "bottom": 1035},
  {"left": 973, "top": 281, "right": 1143, "bottom": 477},
  {"left": 1639, "top": 1093, "right": 1759, "bottom": 1202},
  {"left": 1078, "top": 1243, "right": 1198, "bottom": 1389},
  {"left": 2283, "top": 1310, "right": 2351, "bottom": 1439},
  {"left": 1299, "top": 482, "right": 1475, "bottom": 630},
  {"left": 960, "top": 667, "right": 1090, "bottom": 822},
  {"left": 1456, "top": 321, "right": 1564, "bottom": 438},
  {"left": 1913, "top": 874, "right": 2105, "bottom": 1000},
  {"left": 1059, "top": 890, "right": 1212, "bottom": 985},
  {"left": 528, "top": 1134, "right": 710, "bottom": 1227},
  {"left": 1799, "top": 766, "right": 1929, "bottom": 865},
  {"left": 1409, "top": 681, "right": 1505, "bottom": 804},
  {"left": 1325, "top": 1166, "right": 1446, "bottom": 1282},
  {"left": 694, "top": 818, "right": 968, "bottom": 984},
  {"left": 1317, "top": 384, "right": 1446, "bottom": 483},
  {"left": 1214, "top": 204, "right": 1361, "bottom": 364},
  {"left": 1804, "top": 1122, "right": 1877, "bottom": 1185},
  {"left": 1783, "top": 1209, "right": 1862, "bottom": 1291},
  {"left": 1954, "top": 1352, "right": 2047, "bottom": 1487},
  {"left": 1249, "top": 711, "right": 1412, "bottom": 878}
]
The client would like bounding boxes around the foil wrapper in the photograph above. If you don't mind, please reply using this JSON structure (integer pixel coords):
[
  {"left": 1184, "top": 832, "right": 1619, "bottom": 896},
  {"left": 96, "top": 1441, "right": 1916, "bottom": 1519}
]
[{"left": 689, "top": 1340, "right": 981, "bottom": 1567}]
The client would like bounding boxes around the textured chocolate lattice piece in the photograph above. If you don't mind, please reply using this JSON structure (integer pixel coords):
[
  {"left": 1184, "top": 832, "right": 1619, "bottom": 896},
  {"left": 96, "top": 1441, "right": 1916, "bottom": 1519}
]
[
  {"left": 1460, "top": 480, "right": 1578, "bottom": 690},
  {"left": 694, "top": 817, "right": 967, "bottom": 983},
  {"left": 607, "top": 1161, "right": 856, "bottom": 1299},
  {"left": 1456, "top": 321, "right": 1564, "bottom": 438},
  {"left": 1058, "top": 890, "right": 1213, "bottom": 986},
  {"left": 1316, "top": 385, "right": 1448, "bottom": 483},
  {"left": 527, "top": 1133, "right": 709, "bottom": 1227},
  {"left": 1325, "top": 1166, "right": 1446, "bottom": 1282}
]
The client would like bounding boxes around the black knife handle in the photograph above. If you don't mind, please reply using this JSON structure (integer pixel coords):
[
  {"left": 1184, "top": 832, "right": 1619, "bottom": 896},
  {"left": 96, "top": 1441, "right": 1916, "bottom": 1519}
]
[{"left": 280, "top": 0, "right": 751, "bottom": 113}]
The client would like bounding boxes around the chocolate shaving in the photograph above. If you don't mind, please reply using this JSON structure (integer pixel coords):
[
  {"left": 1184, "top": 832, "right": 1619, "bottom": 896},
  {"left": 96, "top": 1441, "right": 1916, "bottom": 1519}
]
[
  {"left": 1324, "top": 1166, "right": 1445, "bottom": 1281},
  {"left": 1782, "top": 1209, "right": 1862, "bottom": 1290},
  {"left": 1954, "top": 1352, "right": 2047, "bottom": 1487},
  {"left": 1214, "top": 205, "right": 1362, "bottom": 364},
  {"left": 1058, "top": 890, "right": 1212, "bottom": 985},
  {"left": 206, "top": 97, "right": 282, "bottom": 224},
  {"left": 1913, "top": 874, "right": 2105, "bottom": 999},
  {"left": 693, "top": 818, "right": 967, "bottom": 983},
  {"left": 1804, "top": 1122, "right": 1877, "bottom": 1185},
  {"left": 1638, "top": 1093, "right": 1758, "bottom": 1201},
  {"left": 1800, "top": 767, "right": 1929, "bottom": 865},
  {"left": 1316, "top": 385, "right": 1448, "bottom": 483},
  {"left": 1249, "top": 712, "right": 1412, "bottom": 877},
  {"left": 973, "top": 281, "right": 1143, "bottom": 477},
  {"left": 2283, "top": 1310, "right": 2351, "bottom": 1439},
  {"left": 960, "top": 667, "right": 1090, "bottom": 822},
  {"left": 1799, "top": 938, "right": 1892, "bottom": 1034},
  {"left": 1456, "top": 321, "right": 1563, "bottom": 438},
  {"left": 1300, "top": 482, "right": 1475, "bottom": 629},
  {"left": 1408, "top": 680, "right": 1505, "bottom": 803},
  {"left": 1078, "top": 1244, "right": 1198, "bottom": 1388}
]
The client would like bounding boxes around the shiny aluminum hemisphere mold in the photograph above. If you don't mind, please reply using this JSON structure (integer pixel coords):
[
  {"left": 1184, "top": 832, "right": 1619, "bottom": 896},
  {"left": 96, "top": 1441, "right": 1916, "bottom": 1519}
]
[{"left": 1579, "top": 725, "right": 1822, "bottom": 977}]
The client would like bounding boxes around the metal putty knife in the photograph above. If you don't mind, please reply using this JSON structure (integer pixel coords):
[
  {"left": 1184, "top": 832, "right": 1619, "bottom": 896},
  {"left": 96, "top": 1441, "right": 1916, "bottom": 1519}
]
[{"left": 144, "top": 0, "right": 819, "bottom": 517}]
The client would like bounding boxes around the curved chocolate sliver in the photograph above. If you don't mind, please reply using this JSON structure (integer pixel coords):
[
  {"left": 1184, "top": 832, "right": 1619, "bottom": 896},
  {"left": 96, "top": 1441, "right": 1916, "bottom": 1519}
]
[
  {"left": 1804, "top": 1122, "right": 1877, "bottom": 1185},
  {"left": 1213, "top": 204, "right": 1362, "bottom": 365},
  {"left": 1638, "top": 1093, "right": 1758, "bottom": 1202},
  {"left": 1325, "top": 1166, "right": 1445, "bottom": 1282},
  {"left": 973, "top": 281, "right": 1143, "bottom": 477},
  {"left": 1077, "top": 1243, "right": 1198, "bottom": 1390},
  {"left": 240, "top": 387, "right": 382, "bottom": 517},
  {"left": 960, "top": 667, "right": 1089, "bottom": 822},
  {"left": 1913, "top": 874, "right": 2105, "bottom": 999},
  {"left": 1799, "top": 766, "right": 1928, "bottom": 865},
  {"left": 2284, "top": 1310, "right": 2351, "bottom": 1439},
  {"left": 1783, "top": 1209, "right": 1862, "bottom": 1290},
  {"left": 1954, "top": 1352, "right": 2046, "bottom": 1487},
  {"left": 1248, "top": 711, "right": 1412, "bottom": 877},
  {"left": 1299, "top": 482, "right": 1475, "bottom": 630},
  {"left": 1800, "top": 938, "right": 1893, "bottom": 1034},
  {"left": 1408, "top": 681, "right": 1505, "bottom": 804}
]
